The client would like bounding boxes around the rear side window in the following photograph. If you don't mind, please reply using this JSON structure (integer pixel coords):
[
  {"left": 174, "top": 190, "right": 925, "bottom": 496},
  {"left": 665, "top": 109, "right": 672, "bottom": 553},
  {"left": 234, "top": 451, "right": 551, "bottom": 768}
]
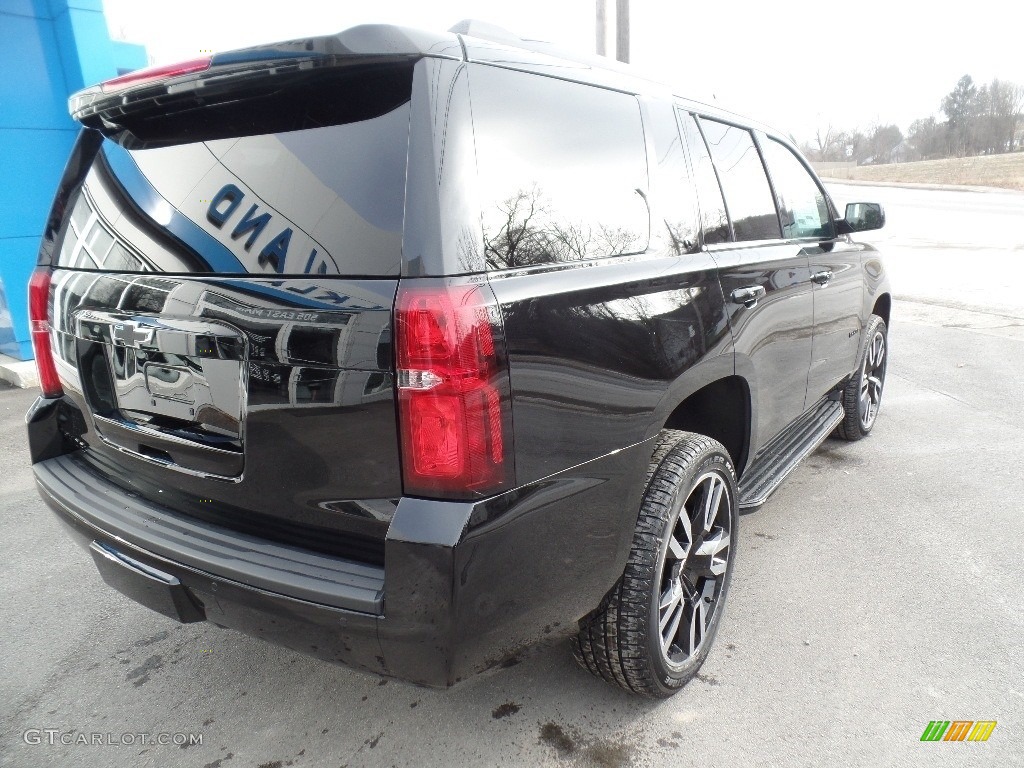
[
  {"left": 698, "top": 119, "right": 781, "bottom": 242},
  {"left": 470, "top": 66, "right": 649, "bottom": 270},
  {"left": 55, "top": 63, "right": 413, "bottom": 276},
  {"left": 678, "top": 112, "right": 730, "bottom": 245},
  {"left": 760, "top": 138, "right": 833, "bottom": 239}
]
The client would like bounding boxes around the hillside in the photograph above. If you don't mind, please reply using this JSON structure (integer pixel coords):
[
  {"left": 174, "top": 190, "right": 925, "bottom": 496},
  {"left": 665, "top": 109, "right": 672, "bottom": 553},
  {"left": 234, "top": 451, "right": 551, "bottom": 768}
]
[{"left": 817, "top": 153, "right": 1024, "bottom": 191}]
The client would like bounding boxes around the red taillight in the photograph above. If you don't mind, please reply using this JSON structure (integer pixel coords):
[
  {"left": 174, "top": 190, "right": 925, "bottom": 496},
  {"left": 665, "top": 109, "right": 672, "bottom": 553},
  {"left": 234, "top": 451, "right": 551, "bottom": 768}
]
[
  {"left": 99, "top": 57, "right": 212, "bottom": 92},
  {"left": 395, "top": 280, "right": 513, "bottom": 498},
  {"left": 28, "top": 269, "right": 62, "bottom": 398}
]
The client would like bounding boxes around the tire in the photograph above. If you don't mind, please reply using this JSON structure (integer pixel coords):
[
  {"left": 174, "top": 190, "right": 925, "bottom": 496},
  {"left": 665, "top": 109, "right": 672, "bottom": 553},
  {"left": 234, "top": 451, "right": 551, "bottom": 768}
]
[
  {"left": 571, "top": 431, "right": 739, "bottom": 698},
  {"left": 836, "top": 315, "right": 888, "bottom": 441}
]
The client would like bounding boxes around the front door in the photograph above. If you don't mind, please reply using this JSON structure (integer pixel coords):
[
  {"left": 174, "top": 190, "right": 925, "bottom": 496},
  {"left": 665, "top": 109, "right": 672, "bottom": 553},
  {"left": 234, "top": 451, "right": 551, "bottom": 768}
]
[{"left": 757, "top": 136, "right": 864, "bottom": 401}]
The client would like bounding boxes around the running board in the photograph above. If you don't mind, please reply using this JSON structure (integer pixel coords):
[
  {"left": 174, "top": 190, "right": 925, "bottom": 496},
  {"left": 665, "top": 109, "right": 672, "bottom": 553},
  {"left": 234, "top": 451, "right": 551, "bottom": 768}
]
[{"left": 738, "top": 399, "right": 844, "bottom": 509}]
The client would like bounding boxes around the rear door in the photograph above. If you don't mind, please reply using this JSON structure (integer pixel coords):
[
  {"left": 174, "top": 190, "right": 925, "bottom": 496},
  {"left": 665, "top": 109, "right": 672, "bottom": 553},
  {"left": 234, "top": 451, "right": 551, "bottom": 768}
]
[
  {"left": 44, "top": 58, "right": 418, "bottom": 564},
  {"left": 681, "top": 113, "right": 814, "bottom": 452}
]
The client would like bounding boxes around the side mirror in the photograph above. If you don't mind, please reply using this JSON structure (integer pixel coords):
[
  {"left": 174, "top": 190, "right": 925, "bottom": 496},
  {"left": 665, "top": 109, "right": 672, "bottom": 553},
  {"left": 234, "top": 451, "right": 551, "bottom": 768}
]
[{"left": 837, "top": 202, "right": 885, "bottom": 234}]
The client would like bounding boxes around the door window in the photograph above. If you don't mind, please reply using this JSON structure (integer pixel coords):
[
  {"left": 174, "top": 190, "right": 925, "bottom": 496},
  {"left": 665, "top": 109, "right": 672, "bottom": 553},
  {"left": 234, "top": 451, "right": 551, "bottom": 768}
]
[
  {"left": 678, "top": 112, "right": 730, "bottom": 245},
  {"left": 470, "top": 66, "right": 650, "bottom": 269},
  {"left": 760, "top": 138, "right": 833, "bottom": 239},
  {"left": 698, "top": 119, "right": 781, "bottom": 242}
]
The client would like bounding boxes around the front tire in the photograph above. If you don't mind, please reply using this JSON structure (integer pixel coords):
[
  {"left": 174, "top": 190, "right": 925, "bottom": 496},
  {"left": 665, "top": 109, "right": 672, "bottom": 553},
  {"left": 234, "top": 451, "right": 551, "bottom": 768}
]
[
  {"left": 571, "top": 431, "right": 739, "bottom": 697},
  {"left": 837, "top": 315, "right": 888, "bottom": 441}
]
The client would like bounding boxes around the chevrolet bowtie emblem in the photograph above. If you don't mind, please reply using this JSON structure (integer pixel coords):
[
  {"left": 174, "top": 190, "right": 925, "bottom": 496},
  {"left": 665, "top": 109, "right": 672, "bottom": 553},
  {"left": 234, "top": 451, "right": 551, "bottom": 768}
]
[{"left": 111, "top": 322, "right": 155, "bottom": 348}]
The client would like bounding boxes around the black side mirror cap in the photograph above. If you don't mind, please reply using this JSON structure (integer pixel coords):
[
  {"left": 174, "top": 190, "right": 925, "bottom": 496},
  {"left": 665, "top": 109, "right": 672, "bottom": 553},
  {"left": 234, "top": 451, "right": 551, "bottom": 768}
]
[{"left": 839, "top": 202, "right": 885, "bottom": 234}]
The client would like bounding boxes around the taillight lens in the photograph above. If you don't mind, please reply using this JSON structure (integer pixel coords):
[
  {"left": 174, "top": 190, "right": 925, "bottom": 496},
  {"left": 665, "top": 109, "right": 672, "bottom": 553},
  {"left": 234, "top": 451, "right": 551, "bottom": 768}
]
[
  {"left": 395, "top": 280, "right": 513, "bottom": 498},
  {"left": 28, "top": 269, "right": 62, "bottom": 398},
  {"left": 99, "top": 57, "right": 212, "bottom": 92}
]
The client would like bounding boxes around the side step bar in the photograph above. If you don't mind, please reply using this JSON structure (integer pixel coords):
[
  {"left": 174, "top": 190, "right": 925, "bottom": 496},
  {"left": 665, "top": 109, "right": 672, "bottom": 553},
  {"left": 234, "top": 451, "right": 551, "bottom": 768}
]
[{"left": 738, "top": 399, "right": 844, "bottom": 509}]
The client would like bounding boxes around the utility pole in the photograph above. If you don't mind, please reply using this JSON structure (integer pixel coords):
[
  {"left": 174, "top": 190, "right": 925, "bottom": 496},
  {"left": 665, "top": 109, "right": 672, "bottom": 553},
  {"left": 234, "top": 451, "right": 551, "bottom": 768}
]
[
  {"left": 596, "top": 0, "right": 608, "bottom": 57},
  {"left": 615, "top": 0, "right": 629, "bottom": 63}
]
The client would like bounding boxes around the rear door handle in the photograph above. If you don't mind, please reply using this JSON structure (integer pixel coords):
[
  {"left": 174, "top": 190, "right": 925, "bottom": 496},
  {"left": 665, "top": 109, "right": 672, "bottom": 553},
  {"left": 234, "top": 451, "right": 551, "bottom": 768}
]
[
  {"left": 730, "top": 286, "right": 766, "bottom": 307},
  {"left": 811, "top": 270, "right": 833, "bottom": 286}
]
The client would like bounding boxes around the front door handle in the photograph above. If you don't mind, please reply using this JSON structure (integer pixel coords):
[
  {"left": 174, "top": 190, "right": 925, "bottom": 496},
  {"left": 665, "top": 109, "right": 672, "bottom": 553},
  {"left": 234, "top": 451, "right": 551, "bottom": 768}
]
[
  {"left": 730, "top": 285, "right": 766, "bottom": 308},
  {"left": 811, "top": 270, "right": 833, "bottom": 286}
]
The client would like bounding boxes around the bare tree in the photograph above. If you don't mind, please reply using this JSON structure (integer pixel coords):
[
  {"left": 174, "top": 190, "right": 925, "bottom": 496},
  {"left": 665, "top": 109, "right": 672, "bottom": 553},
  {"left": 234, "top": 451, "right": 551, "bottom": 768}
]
[
  {"left": 815, "top": 124, "right": 832, "bottom": 159},
  {"left": 482, "top": 186, "right": 644, "bottom": 269}
]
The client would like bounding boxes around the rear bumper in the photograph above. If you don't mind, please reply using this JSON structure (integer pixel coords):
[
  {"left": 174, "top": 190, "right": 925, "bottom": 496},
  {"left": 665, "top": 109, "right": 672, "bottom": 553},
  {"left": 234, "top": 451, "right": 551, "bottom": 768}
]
[
  {"left": 37, "top": 456, "right": 388, "bottom": 678},
  {"left": 33, "top": 431, "right": 653, "bottom": 688}
]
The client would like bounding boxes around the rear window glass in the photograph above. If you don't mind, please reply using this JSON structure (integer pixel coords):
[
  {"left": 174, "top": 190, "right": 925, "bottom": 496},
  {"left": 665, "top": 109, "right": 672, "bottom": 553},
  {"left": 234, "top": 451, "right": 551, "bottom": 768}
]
[
  {"left": 470, "top": 66, "right": 650, "bottom": 270},
  {"left": 56, "top": 65, "right": 413, "bottom": 276},
  {"left": 698, "top": 119, "right": 781, "bottom": 242},
  {"left": 679, "top": 112, "right": 730, "bottom": 245}
]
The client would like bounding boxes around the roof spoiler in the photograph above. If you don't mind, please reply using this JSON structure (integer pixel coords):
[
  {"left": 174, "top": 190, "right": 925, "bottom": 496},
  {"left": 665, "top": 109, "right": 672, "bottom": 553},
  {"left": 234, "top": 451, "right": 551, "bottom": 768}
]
[{"left": 69, "top": 24, "right": 462, "bottom": 126}]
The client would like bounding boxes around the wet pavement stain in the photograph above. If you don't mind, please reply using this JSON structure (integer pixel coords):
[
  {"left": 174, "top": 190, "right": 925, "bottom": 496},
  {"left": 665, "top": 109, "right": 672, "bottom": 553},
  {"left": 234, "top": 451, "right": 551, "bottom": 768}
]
[
  {"left": 539, "top": 722, "right": 636, "bottom": 766},
  {"left": 124, "top": 654, "right": 163, "bottom": 688},
  {"left": 492, "top": 701, "right": 521, "bottom": 719},
  {"left": 539, "top": 722, "right": 575, "bottom": 756}
]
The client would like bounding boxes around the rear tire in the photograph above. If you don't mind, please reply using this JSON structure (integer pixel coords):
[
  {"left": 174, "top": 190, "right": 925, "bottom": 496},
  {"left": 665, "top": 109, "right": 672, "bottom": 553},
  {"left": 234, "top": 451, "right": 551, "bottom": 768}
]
[
  {"left": 571, "top": 431, "right": 739, "bottom": 697},
  {"left": 836, "top": 315, "right": 888, "bottom": 441}
]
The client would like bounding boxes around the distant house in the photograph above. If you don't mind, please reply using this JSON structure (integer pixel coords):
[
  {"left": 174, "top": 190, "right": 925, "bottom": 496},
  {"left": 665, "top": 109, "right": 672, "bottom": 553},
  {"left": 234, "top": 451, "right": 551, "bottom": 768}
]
[{"left": 891, "top": 140, "right": 910, "bottom": 164}]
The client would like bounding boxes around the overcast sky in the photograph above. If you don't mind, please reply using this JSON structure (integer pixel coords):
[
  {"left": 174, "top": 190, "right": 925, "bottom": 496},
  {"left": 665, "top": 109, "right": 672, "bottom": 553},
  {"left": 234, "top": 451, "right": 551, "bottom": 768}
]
[{"left": 103, "top": 0, "right": 1024, "bottom": 143}]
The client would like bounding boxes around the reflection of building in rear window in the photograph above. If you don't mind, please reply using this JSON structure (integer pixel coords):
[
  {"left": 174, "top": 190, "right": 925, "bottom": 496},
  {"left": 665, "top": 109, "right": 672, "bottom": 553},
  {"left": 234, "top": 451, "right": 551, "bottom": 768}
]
[
  {"left": 470, "top": 66, "right": 650, "bottom": 269},
  {"left": 293, "top": 368, "right": 341, "bottom": 404},
  {"left": 119, "top": 278, "right": 175, "bottom": 313},
  {"left": 699, "top": 119, "right": 781, "bottom": 242},
  {"left": 60, "top": 192, "right": 147, "bottom": 271},
  {"left": 287, "top": 326, "right": 343, "bottom": 366}
]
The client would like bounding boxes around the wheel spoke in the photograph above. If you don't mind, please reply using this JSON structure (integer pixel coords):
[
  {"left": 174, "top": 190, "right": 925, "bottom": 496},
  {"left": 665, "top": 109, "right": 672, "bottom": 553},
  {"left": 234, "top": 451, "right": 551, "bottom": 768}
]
[
  {"left": 662, "top": 600, "right": 684, "bottom": 652},
  {"left": 698, "top": 476, "right": 724, "bottom": 535},
  {"left": 685, "top": 581, "right": 716, "bottom": 656},
  {"left": 868, "top": 376, "right": 883, "bottom": 404},
  {"left": 667, "top": 533, "right": 686, "bottom": 561},
  {"left": 659, "top": 578, "right": 682, "bottom": 613},
  {"left": 674, "top": 506, "right": 693, "bottom": 554}
]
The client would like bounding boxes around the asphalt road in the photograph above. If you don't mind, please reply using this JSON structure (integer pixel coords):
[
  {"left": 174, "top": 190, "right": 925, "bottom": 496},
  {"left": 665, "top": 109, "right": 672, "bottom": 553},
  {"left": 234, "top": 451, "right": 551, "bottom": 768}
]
[{"left": 2, "top": 183, "right": 1023, "bottom": 767}]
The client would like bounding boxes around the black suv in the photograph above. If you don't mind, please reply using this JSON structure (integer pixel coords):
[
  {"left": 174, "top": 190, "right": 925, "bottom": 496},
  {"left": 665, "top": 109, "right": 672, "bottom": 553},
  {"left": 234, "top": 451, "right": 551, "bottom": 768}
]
[{"left": 27, "top": 22, "right": 890, "bottom": 697}]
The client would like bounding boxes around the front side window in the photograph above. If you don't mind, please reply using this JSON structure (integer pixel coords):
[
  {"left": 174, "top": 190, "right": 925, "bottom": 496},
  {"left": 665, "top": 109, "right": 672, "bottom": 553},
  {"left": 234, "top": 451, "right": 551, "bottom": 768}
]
[
  {"left": 699, "top": 119, "right": 781, "bottom": 242},
  {"left": 760, "top": 138, "right": 833, "bottom": 239},
  {"left": 470, "top": 66, "right": 650, "bottom": 269}
]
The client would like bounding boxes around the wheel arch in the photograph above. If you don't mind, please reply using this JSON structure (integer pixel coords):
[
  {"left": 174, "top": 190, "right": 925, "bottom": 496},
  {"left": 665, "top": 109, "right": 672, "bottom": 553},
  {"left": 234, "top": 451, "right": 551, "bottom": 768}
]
[
  {"left": 871, "top": 292, "right": 891, "bottom": 327},
  {"left": 651, "top": 360, "right": 753, "bottom": 479}
]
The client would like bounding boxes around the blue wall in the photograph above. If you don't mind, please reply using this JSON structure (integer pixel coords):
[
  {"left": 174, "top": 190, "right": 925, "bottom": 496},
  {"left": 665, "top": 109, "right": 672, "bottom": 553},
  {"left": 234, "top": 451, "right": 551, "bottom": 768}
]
[{"left": 0, "top": 0, "right": 145, "bottom": 359}]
